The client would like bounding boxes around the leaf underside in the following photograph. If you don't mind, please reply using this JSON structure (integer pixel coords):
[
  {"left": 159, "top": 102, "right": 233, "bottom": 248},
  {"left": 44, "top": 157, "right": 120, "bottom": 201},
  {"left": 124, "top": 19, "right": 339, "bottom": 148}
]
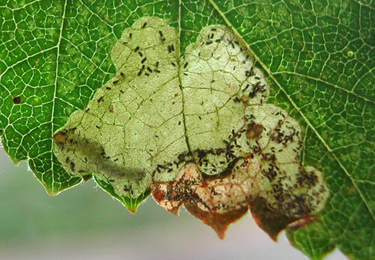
[{"left": 0, "top": 1, "right": 374, "bottom": 260}]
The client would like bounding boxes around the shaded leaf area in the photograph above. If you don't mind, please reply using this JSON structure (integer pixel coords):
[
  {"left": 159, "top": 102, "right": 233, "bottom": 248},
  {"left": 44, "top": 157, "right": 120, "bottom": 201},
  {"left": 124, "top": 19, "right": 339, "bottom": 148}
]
[{"left": 0, "top": 1, "right": 373, "bottom": 260}]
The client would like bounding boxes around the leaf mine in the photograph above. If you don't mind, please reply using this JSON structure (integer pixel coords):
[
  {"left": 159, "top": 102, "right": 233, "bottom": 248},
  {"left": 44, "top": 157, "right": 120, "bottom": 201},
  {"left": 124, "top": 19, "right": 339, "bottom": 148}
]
[{"left": 53, "top": 17, "right": 329, "bottom": 239}]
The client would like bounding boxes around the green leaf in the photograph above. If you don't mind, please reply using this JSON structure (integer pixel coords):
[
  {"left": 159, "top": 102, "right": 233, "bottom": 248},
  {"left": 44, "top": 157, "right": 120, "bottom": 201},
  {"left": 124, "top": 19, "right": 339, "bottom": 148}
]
[{"left": 0, "top": 1, "right": 373, "bottom": 260}]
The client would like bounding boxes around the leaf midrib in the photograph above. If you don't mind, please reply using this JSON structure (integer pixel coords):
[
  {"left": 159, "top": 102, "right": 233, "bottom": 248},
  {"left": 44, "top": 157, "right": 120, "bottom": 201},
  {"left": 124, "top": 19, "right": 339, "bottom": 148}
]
[
  {"left": 207, "top": 0, "right": 375, "bottom": 222},
  {"left": 177, "top": 0, "right": 194, "bottom": 157}
]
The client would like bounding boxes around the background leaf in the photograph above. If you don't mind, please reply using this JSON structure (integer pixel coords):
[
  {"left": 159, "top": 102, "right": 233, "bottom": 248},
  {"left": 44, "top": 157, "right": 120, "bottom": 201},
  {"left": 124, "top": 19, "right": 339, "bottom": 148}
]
[{"left": 0, "top": 1, "right": 373, "bottom": 259}]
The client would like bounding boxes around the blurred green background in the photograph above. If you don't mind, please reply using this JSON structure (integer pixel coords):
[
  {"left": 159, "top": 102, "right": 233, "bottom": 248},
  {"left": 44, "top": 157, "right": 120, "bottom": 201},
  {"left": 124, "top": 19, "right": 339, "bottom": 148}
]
[{"left": 0, "top": 146, "right": 345, "bottom": 260}]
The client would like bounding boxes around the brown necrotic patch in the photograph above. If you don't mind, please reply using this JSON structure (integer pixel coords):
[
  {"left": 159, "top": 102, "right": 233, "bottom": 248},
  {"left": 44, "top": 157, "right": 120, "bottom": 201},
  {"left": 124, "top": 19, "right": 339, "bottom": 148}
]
[
  {"left": 151, "top": 162, "right": 260, "bottom": 239},
  {"left": 53, "top": 130, "right": 69, "bottom": 145},
  {"left": 152, "top": 155, "right": 327, "bottom": 240},
  {"left": 246, "top": 122, "right": 263, "bottom": 139}
]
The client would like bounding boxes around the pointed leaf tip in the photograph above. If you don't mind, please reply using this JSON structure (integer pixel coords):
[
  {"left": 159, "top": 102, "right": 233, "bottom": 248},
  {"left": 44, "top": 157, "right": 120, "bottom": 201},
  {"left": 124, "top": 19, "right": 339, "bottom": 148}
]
[
  {"left": 250, "top": 197, "right": 297, "bottom": 240},
  {"left": 184, "top": 202, "right": 248, "bottom": 239}
]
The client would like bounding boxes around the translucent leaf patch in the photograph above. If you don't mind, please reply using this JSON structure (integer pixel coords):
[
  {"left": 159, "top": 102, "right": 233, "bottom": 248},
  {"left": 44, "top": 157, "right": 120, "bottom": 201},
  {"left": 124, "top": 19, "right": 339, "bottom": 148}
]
[{"left": 53, "top": 17, "right": 329, "bottom": 239}]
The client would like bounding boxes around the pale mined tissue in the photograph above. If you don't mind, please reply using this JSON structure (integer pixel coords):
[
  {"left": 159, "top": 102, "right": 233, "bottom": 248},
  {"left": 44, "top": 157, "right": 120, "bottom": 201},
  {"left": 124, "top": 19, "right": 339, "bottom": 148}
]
[{"left": 53, "top": 17, "right": 328, "bottom": 239}]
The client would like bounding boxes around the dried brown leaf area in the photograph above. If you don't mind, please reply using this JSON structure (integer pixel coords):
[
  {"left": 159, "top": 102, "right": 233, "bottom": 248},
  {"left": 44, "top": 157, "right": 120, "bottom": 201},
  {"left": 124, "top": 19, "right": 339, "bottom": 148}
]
[
  {"left": 53, "top": 17, "right": 329, "bottom": 239},
  {"left": 152, "top": 161, "right": 261, "bottom": 239}
]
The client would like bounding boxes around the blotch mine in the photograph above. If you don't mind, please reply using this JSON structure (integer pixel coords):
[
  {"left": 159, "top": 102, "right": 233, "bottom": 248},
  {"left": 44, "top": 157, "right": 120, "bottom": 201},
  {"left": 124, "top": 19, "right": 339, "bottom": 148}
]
[{"left": 53, "top": 17, "right": 329, "bottom": 239}]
